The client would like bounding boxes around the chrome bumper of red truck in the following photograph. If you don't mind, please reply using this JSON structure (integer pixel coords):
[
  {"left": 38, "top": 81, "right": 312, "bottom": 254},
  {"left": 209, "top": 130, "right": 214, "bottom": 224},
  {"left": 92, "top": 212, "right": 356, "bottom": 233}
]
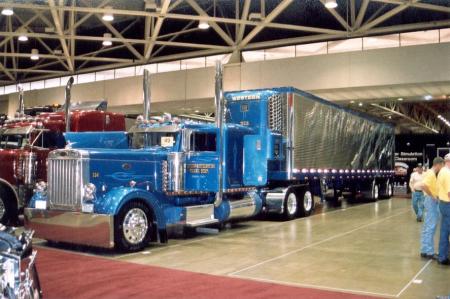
[{"left": 24, "top": 208, "right": 114, "bottom": 248}]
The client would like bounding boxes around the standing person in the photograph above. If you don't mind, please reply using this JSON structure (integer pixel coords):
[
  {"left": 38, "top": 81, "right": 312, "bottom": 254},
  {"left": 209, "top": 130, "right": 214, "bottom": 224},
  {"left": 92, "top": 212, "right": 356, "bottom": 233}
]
[
  {"left": 437, "top": 154, "right": 450, "bottom": 265},
  {"left": 409, "top": 164, "right": 425, "bottom": 222},
  {"left": 420, "top": 157, "right": 445, "bottom": 259}
]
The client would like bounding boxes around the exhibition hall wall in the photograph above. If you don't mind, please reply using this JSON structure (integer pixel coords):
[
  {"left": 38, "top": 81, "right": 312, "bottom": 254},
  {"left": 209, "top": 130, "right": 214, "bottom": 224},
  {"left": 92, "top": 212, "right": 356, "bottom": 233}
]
[{"left": 1, "top": 42, "right": 449, "bottom": 117}]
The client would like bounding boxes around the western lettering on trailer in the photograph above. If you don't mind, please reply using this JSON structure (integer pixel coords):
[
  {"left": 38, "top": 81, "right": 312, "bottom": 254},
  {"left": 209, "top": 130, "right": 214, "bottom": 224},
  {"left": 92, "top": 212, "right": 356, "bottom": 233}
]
[
  {"left": 187, "top": 163, "right": 216, "bottom": 174},
  {"left": 231, "top": 94, "right": 260, "bottom": 101}
]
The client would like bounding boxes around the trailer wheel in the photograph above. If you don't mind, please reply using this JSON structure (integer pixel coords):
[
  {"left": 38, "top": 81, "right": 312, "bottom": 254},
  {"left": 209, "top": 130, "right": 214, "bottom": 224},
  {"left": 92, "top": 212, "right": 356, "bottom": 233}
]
[
  {"left": 298, "top": 189, "right": 315, "bottom": 217},
  {"left": 283, "top": 190, "right": 298, "bottom": 220},
  {"left": 115, "top": 201, "right": 153, "bottom": 252},
  {"left": 385, "top": 180, "right": 394, "bottom": 199},
  {"left": 366, "top": 181, "right": 379, "bottom": 202},
  {"left": 388, "top": 182, "right": 394, "bottom": 198},
  {"left": 380, "top": 180, "right": 394, "bottom": 199}
]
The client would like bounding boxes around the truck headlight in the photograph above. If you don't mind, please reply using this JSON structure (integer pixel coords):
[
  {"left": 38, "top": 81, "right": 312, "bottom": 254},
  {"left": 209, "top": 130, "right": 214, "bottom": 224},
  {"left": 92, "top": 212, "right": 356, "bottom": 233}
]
[{"left": 83, "top": 183, "right": 96, "bottom": 201}]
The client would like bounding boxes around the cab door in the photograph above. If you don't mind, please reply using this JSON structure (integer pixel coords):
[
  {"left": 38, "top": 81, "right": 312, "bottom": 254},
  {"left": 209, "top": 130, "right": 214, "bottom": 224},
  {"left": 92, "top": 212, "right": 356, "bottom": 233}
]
[{"left": 184, "top": 130, "right": 219, "bottom": 192}]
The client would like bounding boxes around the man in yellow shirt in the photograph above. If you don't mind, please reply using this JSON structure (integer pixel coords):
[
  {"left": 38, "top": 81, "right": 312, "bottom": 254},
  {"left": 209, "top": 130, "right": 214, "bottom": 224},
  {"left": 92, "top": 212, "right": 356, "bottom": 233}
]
[
  {"left": 437, "top": 153, "right": 450, "bottom": 265},
  {"left": 420, "top": 157, "right": 444, "bottom": 259}
]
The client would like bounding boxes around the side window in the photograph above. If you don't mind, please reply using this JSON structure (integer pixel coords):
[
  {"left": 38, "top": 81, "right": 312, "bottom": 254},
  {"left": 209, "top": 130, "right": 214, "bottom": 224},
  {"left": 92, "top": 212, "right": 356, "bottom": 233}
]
[
  {"left": 190, "top": 132, "right": 216, "bottom": 152},
  {"left": 33, "top": 132, "right": 65, "bottom": 148}
]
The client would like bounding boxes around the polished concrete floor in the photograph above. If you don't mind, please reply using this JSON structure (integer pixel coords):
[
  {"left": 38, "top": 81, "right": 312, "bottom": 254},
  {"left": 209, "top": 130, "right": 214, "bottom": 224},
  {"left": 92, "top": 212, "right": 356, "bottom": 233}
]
[{"left": 38, "top": 198, "right": 450, "bottom": 299}]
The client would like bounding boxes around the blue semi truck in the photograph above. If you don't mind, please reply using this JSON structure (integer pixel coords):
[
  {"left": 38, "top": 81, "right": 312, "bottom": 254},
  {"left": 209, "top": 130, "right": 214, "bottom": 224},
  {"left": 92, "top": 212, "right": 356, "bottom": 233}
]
[{"left": 24, "top": 62, "right": 394, "bottom": 252}]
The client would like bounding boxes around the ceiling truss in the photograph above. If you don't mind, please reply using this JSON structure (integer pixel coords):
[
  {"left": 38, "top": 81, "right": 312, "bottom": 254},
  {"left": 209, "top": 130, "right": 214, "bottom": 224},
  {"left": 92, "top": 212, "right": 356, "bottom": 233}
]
[
  {"left": 0, "top": 0, "right": 448, "bottom": 84},
  {"left": 356, "top": 101, "right": 448, "bottom": 134}
]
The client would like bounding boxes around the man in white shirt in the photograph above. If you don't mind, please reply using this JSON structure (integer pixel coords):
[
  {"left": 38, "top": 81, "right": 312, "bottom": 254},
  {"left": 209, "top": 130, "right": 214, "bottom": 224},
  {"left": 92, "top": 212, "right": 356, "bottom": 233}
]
[{"left": 409, "top": 164, "right": 424, "bottom": 222}]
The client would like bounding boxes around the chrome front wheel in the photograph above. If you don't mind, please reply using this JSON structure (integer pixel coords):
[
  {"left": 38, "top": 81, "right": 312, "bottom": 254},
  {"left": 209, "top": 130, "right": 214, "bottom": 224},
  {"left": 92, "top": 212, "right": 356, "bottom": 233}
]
[
  {"left": 115, "top": 201, "right": 153, "bottom": 252},
  {"left": 122, "top": 208, "right": 148, "bottom": 245}
]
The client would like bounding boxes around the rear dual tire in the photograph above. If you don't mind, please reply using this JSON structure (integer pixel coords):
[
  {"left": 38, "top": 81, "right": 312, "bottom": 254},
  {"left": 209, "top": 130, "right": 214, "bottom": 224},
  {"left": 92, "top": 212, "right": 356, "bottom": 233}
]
[{"left": 283, "top": 188, "right": 314, "bottom": 220}]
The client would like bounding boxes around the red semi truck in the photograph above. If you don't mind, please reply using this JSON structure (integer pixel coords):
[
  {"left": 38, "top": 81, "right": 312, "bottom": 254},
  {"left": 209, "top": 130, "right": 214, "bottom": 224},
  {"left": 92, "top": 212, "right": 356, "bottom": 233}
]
[{"left": 0, "top": 78, "right": 125, "bottom": 224}]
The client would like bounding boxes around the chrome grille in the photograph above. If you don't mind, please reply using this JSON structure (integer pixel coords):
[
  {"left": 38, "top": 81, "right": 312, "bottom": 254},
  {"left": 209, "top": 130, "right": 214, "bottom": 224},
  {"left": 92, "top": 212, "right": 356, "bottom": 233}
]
[{"left": 47, "top": 149, "right": 89, "bottom": 211}]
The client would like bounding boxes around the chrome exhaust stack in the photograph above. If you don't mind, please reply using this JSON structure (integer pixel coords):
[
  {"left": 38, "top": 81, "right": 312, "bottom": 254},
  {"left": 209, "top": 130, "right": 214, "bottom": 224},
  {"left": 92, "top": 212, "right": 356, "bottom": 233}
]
[
  {"left": 214, "top": 60, "right": 224, "bottom": 207},
  {"left": 64, "top": 76, "right": 74, "bottom": 132},
  {"left": 18, "top": 84, "right": 24, "bottom": 116},
  {"left": 143, "top": 69, "right": 151, "bottom": 122}
]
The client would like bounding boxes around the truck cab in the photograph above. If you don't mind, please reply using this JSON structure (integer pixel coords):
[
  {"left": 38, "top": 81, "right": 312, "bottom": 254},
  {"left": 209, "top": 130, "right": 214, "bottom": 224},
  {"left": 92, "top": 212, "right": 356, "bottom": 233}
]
[
  {"left": 0, "top": 108, "right": 125, "bottom": 224},
  {"left": 25, "top": 116, "right": 263, "bottom": 252}
]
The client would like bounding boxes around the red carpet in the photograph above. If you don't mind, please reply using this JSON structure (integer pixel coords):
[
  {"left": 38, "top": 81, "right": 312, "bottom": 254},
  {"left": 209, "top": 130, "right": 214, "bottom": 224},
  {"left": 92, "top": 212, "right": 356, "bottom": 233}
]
[{"left": 36, "top": 247, "right": 380, "bottom": 299}]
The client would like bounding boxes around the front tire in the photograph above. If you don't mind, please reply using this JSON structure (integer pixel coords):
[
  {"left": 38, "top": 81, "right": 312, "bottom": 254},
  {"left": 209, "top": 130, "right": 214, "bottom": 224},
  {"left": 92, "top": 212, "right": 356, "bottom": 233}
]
[{"left": 115, "top": 201, "right": 153, "bottom": 252}]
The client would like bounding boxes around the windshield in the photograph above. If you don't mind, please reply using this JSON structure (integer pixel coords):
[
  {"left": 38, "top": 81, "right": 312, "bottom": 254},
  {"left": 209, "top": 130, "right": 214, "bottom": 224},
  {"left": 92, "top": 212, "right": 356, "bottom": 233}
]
[
  {"left": 0, "top": 133, "right": 30, "bottom": 149},
  {"left": 130, "top": 132, "right": 178, "bottom": 149}
]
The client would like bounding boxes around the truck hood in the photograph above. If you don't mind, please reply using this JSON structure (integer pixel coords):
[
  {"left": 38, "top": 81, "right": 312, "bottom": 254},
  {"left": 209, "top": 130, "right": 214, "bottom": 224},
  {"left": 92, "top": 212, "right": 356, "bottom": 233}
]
[
  {"left": 63, "top": 147, "right": 172, "bottom": 195},
  {"left": 83, "top": 147, "right": 171, "bottom": 162}
]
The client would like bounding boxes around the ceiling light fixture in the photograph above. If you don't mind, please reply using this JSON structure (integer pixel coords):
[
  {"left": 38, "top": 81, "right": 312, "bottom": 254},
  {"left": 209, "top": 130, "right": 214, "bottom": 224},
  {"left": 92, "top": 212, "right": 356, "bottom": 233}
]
[
  {"left": 358, "top": 102, "right": 363, "bottom": 107},
  {"left": 1, "top": 8, "right": 13, "bottom": 16},
  {"left": 350, "top": 100, "right": 355, "bottom": 104},
  {"left": 198, "top": 20, "right": 210, "bottom": 30},
  {"left": 324, "top": 0, "right": 338, "bottom": 9},
  {"left": 30, "top": 49, "right": 39, "bottom": 60},
  {"left": 102, "top": 33, "right": 112, "bottom": 46},
  {"left": 424, "top": 95, "right": 433, "bottom": 101},
  {"left": 397, "top": 97, "right": 403, "bottom": 101},
  {"left": 102, "top": 6, "right": 114, "bottom": 21},
  {"left": 18, "top": 28, "right": 28, "bottom": 42}
]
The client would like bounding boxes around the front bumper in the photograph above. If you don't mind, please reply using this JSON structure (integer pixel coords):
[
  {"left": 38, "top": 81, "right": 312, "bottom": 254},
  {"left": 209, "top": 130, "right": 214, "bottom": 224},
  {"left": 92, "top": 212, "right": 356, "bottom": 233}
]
[{"left": 24, "top": 208, "right": 114, "bottom": 248}]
